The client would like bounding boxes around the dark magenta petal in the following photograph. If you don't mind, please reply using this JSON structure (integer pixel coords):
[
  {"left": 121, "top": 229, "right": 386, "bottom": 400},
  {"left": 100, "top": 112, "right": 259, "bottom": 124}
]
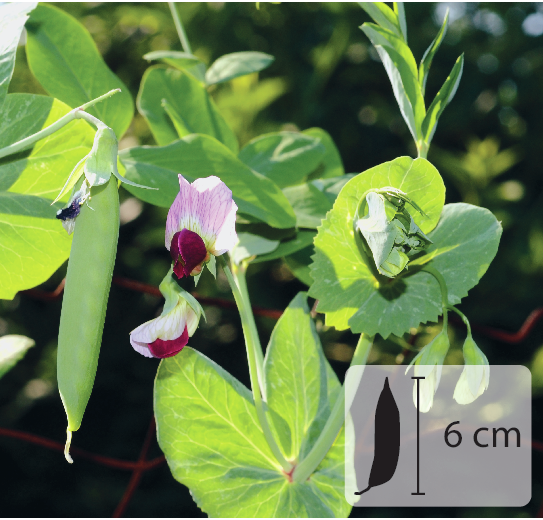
[
  {"left": 170, "top": 229, "right": 207, "bottom": 278},
  {"left": 148, "top": 325, "right": 189, "bottom": 358}
]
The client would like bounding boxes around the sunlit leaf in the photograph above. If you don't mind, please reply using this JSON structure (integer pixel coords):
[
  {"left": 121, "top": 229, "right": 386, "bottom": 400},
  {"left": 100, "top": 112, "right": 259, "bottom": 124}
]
[
  {"left": 359, "top": 2, "right": 402, "bottom": 39},
  {"left": 0, "top": 2, "right": 36, "bottom": 113},
  {"left": 25, "top": 4, "right": 133, "bottom": 138},
  {"left": 205, "top": 51, "right": 275, "bottom": 85},
  {"left": 0, "top": 94, "right": 94, "bottom": 299},
  {"left": 137, "top": 66, "right": 238, "bottom": 152},
  {"left": 360, "top": 23, "right": 425, "bottom": 141},
  {"left": 418, "top": 9, "right": 448, "bottom": 97},
  {"left": 231, "top": 232, "right": 279, "bottom": 265},
  {"left": 421, "top": 54, "right": 464, "bottom": 145},
  {"left": 0, "top": 335, "right": 35, "bottom": 379}
]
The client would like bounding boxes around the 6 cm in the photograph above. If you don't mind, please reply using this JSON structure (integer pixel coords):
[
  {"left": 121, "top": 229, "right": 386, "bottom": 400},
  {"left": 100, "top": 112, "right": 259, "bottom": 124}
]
[{"left": 444, "top": 421, "right": 521, "bottom": 448}]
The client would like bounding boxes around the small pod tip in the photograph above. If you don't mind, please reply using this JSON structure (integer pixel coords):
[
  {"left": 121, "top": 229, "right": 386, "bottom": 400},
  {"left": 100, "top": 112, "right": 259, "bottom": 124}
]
[
  {"left": 64, "top": 429, "right": 74, "bottom": 464},
  {"left": 354, "top": 485, "right": 372, "bottom": 496}
]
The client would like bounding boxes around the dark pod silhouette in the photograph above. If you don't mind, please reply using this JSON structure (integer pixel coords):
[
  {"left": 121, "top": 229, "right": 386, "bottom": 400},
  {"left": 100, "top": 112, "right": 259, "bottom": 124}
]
[{"left": 355, "top": 377, "right": 400, "bottom": 495}]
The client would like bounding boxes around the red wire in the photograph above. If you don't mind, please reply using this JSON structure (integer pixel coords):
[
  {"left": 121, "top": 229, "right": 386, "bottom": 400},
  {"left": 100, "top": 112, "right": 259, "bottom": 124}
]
[
  {"left": 0, "top": 426, "right": 165, "bottom": 471},
  {"left": 113, "top": 417, "right": 158, "bottom": 518}
]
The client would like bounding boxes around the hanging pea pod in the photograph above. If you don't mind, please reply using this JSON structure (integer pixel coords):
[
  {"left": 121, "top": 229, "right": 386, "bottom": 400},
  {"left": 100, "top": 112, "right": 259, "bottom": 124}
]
[
  {"left": 57, "top": 177, "right": 119, "bottom": 463},
  {"left": 355, "top": 377, "right": 400, "bottom": 495}
]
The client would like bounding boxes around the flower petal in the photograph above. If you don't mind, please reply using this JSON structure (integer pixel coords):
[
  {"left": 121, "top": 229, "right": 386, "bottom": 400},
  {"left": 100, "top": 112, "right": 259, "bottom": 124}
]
[
  {"left": 165, "top": 175, "right": 238, "bottom": 255},
  {"left": 170, "top": 229, "right": 207, "bottom": 278},
  {"left": 148, "top": 325, "right": 189, "bottom": 358}
]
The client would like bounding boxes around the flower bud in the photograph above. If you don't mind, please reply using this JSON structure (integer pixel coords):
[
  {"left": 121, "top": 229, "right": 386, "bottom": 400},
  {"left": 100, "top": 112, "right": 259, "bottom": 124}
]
[
  {"left": 406, "top": 329, "right": 450, "bottom": 412},
  {"left": 453, "top": 334, "right": 490, "bottom": 405}
]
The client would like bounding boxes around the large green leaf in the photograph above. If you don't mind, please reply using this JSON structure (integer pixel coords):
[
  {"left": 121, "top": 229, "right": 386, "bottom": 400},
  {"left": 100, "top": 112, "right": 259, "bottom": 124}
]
[
  {"left": 154, "top": 294, "right": 350, "bottom": 517},
  {"left": 284, "top": 246, "right": 315, "bottom": 287},
  {"left": 421, "top": 54, "right": 464, "bottom": 145},
  {"left": 302, "top": 128, "right": 345, "bottom": 180},
  {"left": 308, "top": 157, "right": 445, "bottom": 335},
  {"left": 0, "top": 335, "right": 35, "bottom": 379},
  {"left": 0, "top": 2, "right": 36, "bottom": 113},
  {"left": 25, "top": 4, "right": 133, "bottom": 138},
  {"left": 360, "top": 23, "right": 425, "bottom": 141},
  {"left": 238, "top": 132, "right": 326, "bottom": 189},
  {"left": 0, "top": 94, "right": 94, "bottom": 300},
  {"left": 205, "top": 51, "right": 275, "bottom": 86},
  {"left": 137, "top": 66, "right": 238, "bottom": 152},
  {"left": 119, "top": 134, "right": 296, "bottom": 229},
  {"left": 309, "top": 159, "right": 501, "bottom": 337}
]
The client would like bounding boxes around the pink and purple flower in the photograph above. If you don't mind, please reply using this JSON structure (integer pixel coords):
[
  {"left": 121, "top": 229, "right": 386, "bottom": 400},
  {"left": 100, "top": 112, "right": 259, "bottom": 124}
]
[{"left": 165, "top": 175, "right": 238, "bottom": 278}]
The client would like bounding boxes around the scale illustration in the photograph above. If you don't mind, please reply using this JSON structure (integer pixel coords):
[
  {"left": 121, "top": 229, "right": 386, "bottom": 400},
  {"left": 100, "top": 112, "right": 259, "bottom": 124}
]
[{"left": 346, "top": 365, "right": 531, "bottom": 507}]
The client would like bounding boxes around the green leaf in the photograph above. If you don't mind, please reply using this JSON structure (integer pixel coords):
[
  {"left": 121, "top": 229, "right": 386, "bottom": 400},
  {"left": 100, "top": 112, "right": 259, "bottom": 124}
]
[
  {"left": 238, "top": 132, "right": 326, "bottom": 189},
  {"left": 308, "top": 157, "right": 447, "bottom": 336},
  {"left": 0, "top": 335, "right": 35, "bottom": 379},
  {"left": 231, "top": 232, "right": 279, "bottom": 265},
  {"left": 137, "top": 66, "right": 238, "bottom": 152},
  {"left": 360, "top": 23, "right": 425, "bottom": 141},
  {"left": 393, "top": 2, "right": 408, "bottom": 42},
  {"left": 155, "top": 346, "right": 350, "bottom": 517},
  {"left": 0, "top": 2, "right": 36, "bottom": 113},
  {"left": 284, "top": 246, "right": 315, "bottom": 287},
  {"left": 0, "top": 94, "right": 94, "bottom": 300},
  {"left": 25, "top": 4, "right": 133, "bottom": 139},
  {"left": 282, "top": 183, "right": 333, "bottom": 229},
  {"left": 418, "top": 10, "right": 448, "bottom": 96},
  {"left": 253, "top": 231, "right": 316, "bottom": 264},
  {"left": 302, "top": 128, "right": 345, "bottom": 179},
  {"left": 309, "top": 178, "right": 501, "bottom": 337},
  {"left": 119, "top": 134, "right": 296, "bottom": 229},
  {"left": 359, "top": 2, "right": 402, "bottom": 39},
  {"left": 143, "top": 50, "right": 205, "bottom": 70},
  {"left": 421, "top": 54, "right": 464, "bottom": 145},
  {"left": 205, "top": 51, "right": 275, "bottom": 85}
]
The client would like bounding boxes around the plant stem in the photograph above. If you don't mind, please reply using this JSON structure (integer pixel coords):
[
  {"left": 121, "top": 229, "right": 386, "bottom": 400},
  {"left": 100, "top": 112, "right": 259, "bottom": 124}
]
[
  {"left": 74, "top": 110, "right": 105, "bottom": 130},
  {"left": 292, "top": 333, "right": 374, "bottom": 483},
  {"left": 168, "top": 2, "right": 192, "bottom": 54},
  {"left": 447, "top": 305, "right": 471, "bottom": 336},
  {"left": 218, "top": 255, "right": 292, "bottom": 473},
  {"left": 231, "top": 260, "right": 266, "bottom": 397},
  {"left": 422, "top": 266, "right": 448, "bottom": 328},
  {"left": 0, "top": 89, "right": 121, "bottom": 160}
]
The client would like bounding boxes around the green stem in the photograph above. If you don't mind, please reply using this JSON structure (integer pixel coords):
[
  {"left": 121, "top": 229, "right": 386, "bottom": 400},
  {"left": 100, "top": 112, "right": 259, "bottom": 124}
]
[
  {"left": 218, "top": 255, "right": 292, "bottom": 473},
  {"left": 292, "top": 333, "right": 374, "bottom": 483},
  {"left": 74, "top": 110, "right": 106, "bottom": 130},
  {"left": 0, "top": 89, "right": 120, "bottom": 160},
  {"left": 417, "top": 140, "right": 429, "bottom": 159},
  {"left": 447, "top": 305, "right": 471, "bottom": 336},
  {"left": 422, "top": 265, "right": 448, "bottom": 328},
  {"left": 231, "top": 260, "right": 266, "bottom": 397},
  {"left": 168, "top": 2, "right": 192, "bottom": 54}
]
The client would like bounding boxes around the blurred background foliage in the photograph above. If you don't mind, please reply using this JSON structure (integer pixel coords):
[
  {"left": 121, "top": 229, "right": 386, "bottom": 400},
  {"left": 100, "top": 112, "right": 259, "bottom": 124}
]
[{"left": 2, "top": 2, "right": 543, "bottom": 517}]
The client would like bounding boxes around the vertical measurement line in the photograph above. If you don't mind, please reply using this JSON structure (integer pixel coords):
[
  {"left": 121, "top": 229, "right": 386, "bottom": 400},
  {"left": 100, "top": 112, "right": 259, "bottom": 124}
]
[{"left": 411, "top": 376, "right": 425, "bottom": 496}]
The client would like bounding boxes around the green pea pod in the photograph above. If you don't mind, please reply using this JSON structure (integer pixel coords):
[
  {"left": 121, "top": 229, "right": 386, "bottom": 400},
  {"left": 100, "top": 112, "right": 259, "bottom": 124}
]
[{"left": 57, "top": 177, "right": 119, "bottom": 463}]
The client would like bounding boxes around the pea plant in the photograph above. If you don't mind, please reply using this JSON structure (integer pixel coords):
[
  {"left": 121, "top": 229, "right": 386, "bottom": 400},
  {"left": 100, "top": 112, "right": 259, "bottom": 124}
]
[{"left": 0, "top": 2, "right": 502, "bottom": 517}]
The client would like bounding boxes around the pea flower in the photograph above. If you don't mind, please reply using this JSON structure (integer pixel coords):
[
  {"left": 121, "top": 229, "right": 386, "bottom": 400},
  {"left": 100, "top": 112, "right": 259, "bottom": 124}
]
[
  {"left": 405, "top": 329, "right": 450, "bottom": 412},
  {"left": 453, "top": 335, "right": 490, "bottom": 405},
  {"left": 166, "top": 175, "right": 238, "bottom": 279},
  {"left": 130, "top": 273, "right": 204, "bottom": 359}
]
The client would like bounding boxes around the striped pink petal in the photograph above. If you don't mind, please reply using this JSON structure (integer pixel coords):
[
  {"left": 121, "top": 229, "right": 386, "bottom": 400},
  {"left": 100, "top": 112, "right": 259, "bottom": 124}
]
[{"left": 165, "top": 175, "right": 238, "bottom": 256}]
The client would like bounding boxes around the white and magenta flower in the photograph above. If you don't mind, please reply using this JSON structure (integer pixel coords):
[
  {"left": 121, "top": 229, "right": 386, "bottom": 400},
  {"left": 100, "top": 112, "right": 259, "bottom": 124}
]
[
  {"left": 165, "top": 175, "right": 238, "bottom": 279},
  {"left": 130, "top": 281, "right": 204, "bottom": 359}
]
